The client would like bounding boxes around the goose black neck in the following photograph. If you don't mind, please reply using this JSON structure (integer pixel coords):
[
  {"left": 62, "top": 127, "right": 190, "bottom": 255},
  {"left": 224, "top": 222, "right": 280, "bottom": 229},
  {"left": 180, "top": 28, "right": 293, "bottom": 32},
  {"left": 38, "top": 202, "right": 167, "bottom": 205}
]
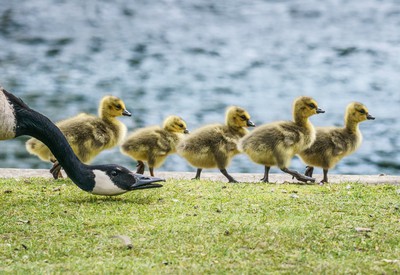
[{"left": 10, "top": 94, "right": 94, "bottom": 191}]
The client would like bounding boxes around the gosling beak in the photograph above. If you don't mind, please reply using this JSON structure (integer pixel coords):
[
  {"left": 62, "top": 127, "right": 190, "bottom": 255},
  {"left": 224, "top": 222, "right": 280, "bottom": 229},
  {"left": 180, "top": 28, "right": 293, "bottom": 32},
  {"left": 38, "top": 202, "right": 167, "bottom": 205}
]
[
  {"left": 130, "top": 174, "right": 165, "bottom": 190},
  {"left": 184, "top": 129, "right": 190, "bottom": 134},
  {"left": 247, "top": 120, "right": 256, "bottom": 127},
  {"left": 367, "top": 114, "right": 375, "bottom": 120},
  {"left": 122, "top": 109, "right": 132, "bottom": 117},
  {"left": 316, "top": 108, "right": 325, "bottom": 114}
]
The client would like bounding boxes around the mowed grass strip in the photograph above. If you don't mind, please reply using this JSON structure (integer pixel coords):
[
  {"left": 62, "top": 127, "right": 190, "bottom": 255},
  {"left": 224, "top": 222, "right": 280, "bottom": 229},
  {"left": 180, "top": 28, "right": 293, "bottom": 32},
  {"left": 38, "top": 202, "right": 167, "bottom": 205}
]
[{"left": 1, "top": 176, "right": 400, "bottom": 274}]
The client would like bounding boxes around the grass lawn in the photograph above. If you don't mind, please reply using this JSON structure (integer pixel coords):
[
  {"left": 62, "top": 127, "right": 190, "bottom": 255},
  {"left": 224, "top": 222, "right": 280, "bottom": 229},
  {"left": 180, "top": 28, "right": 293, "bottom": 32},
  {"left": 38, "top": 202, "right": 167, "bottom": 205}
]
[{"left": 1, "top": 176, "right": 400, "bottom": 274}]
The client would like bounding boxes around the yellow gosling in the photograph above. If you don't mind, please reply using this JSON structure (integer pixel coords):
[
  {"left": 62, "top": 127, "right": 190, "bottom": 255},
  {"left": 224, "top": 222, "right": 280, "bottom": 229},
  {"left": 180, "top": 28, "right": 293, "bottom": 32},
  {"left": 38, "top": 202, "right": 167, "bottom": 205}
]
[
  {"left": 299, "top": 102, "right": 375, "bottom": 183},
  {"left": 239, "top": 96, "right": 324, "bottom": 183},
  {"left": 26, "top": 95, "right": 131, "bottom": 179},
  {"left": 177, "top": 106, "right": 255, "bottom": 183},
  {"left": 120, "top": 115, "right": 189, "bottom": 176}
]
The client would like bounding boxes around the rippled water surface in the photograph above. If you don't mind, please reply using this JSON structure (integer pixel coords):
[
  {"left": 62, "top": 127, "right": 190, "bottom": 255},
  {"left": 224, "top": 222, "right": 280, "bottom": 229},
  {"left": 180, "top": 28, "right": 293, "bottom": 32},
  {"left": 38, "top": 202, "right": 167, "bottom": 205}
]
[{"left": 0, "top": 0, "right": 399, "bottom": 176}]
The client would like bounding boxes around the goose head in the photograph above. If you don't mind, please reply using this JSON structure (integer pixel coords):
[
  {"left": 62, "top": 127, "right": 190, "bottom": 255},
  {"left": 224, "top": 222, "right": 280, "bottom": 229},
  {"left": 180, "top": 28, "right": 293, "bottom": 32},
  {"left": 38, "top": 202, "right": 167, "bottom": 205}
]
[
  {"left": 163, "top": 115, "right": 189, "bottom": 134},
  {"left": 345, "top": 102, "right": 375, "bottom": 124},
  {"left": 99, "top": 96, "right": 131, "bottom": 118},
  {"left": 87, "top": 164, "right": 164, "bottom": 196},
  {"left": 226, "top": 106, "right": 255, "bottom": 128},
  {"left": 293, "top": 96, "right": 325, "bottom": 121}
]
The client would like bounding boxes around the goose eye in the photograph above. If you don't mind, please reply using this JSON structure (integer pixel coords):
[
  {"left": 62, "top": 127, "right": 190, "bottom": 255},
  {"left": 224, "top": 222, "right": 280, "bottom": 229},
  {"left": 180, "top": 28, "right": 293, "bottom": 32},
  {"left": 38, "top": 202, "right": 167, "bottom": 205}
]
[
  {"left": 359, "top": 109, "right": 366, "bottom": 114},
  {"left": 111, "top": 170, "right": 118, "bottom": 177},
  {"left": 115, "top": 104, "right": 122, "bottom": 110},
  {"left": 308, "top": 103, "right": 316, "bottom": 109},
  {"left": 178, "top": 124, "right": 184, "bottom": 128},
  {"left": 240, "top": 115, "right": 247, "bottom": 120}
]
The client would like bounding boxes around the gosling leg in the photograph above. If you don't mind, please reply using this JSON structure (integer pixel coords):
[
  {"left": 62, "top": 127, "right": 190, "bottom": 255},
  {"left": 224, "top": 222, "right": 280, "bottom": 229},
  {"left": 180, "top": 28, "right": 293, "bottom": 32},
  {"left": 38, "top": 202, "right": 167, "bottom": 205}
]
[
  {"left": 220, "top": 168, "right": 238, "bottom": 183},
  {"left": 149, "top": 167, "right": 155, "bottom": 177},
  {"left": 320, "top": 169, "right": 329, "bottom": 184},
  {"left": 260, "top": 166, "right": 270, "bottom": 182},
  {"left": 192, "top": 168, "right": 202, "bottom": 180},
  {"left": 50, "top": 161, "right": 63, "bottom": 179},
  {"left": 136, "top": 161, "right": 145, "bottom": 174},
  {"left": 304, "top": 166, "right": 314, "bottom": 177},
  {"left": 281, "top": 167, "right": 315, "bottom": 183}
]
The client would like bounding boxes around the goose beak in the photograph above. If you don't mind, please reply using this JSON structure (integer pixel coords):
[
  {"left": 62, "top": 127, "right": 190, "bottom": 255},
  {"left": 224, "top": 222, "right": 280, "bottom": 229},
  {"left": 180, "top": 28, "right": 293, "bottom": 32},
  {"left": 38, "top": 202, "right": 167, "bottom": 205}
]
[
  {"left": 316, "top": 108, "right": 325, "bottom": 114},
  {"left": 184, "top": 129, "right": 190, "bottom": 134},
  {"left": 247, "top": 120, "right": 256, "bottom": 127},
  {"left": 122, "top": 109, "right": 132, "bottom": 117},
  {"left": 130, "top": 174, "right": 165, "bottom": 190},
  {"left": 367, "top": 114, "right": 375, "bottom": 120}
]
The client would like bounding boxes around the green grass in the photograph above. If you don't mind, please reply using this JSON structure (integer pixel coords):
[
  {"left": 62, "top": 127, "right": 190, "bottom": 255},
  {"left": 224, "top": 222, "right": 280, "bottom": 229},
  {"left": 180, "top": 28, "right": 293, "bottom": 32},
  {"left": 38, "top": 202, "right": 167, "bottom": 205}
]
[{"left": 1, "top": 177, "right": 400, "bottom": 274}]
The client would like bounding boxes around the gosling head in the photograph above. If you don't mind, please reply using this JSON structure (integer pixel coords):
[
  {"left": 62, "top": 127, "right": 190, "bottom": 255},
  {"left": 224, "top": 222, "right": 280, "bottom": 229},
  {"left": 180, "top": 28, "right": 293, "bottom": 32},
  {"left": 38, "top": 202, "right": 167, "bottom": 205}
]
[
  {"left": 226, "top": 106, "right": 255, "bottom": 128},
  {"left": 99, "top": 95, "right": 132, "bottom": 118},
  {"left": 345, "top": 102, "right": 375, "bottom": 124},
  {"left": 163, "top": 115, "right": 189, "bottom": 134},
  {"left": 293, "top": 96, "right": 325, "bottom": 120}
]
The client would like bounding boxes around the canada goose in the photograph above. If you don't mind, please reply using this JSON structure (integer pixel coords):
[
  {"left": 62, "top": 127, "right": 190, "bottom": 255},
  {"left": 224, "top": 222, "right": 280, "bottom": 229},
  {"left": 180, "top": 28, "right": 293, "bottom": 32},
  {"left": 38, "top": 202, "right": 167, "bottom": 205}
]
[
  {"left": 26, "top": 95, "right": 130, "bottom": 179},
  {"left": 0, "top": 87, "right": 163, "bottom": 195},
  {"left": 120, "top": 115, "right": 189, "bottom": 176},
  {"left": 177, "top": 106, "right": 255, "bottom": 183},
  {"left": 299, "top": 102, "right": 375, "bottom": 183},
  {"left": 239, "top": 96, "right": 324, "bottom": 183}
]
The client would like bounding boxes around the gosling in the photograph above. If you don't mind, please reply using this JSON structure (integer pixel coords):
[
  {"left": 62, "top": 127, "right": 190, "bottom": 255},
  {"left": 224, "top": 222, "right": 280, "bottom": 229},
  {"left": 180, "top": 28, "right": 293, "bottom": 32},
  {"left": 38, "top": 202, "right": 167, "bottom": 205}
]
[
  {"left": 26, "top": 95, "right": 131, "bottom": 179},
  {"left": 120, "top": 115, "right": 189, "bottom": 176},
  {"left": 177, "top": 106, "right": 255, "bottom": 183},
  {"left": 298, "top": 102, "right": 375, "bottom": 184},
  {"left": 239, "top": 96, "right": 324, "bottom": 183}
]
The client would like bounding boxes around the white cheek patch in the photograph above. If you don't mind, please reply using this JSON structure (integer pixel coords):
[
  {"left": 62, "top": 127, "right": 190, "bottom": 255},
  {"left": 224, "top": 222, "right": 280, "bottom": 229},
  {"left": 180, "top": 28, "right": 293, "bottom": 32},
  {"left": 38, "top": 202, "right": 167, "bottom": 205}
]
[
  {"left": 91, "top": 170, "right": 127, "bottom": 196},
  {"left": 0, "top": 92, "right": 17, "bottom": 140}
]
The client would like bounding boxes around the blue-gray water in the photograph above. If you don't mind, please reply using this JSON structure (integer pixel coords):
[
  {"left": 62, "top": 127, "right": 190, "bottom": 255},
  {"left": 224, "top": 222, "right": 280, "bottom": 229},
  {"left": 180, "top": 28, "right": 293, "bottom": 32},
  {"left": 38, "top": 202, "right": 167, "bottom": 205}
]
[{"left": 0, "top": 0, "right": 399, "bottom": 176}]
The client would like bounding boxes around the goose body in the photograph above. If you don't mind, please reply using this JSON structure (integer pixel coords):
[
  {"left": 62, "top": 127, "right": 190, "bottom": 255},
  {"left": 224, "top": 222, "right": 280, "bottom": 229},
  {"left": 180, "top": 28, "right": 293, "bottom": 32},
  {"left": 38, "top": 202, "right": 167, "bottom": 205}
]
[
  {"left": 0, "top": 90, "right": 17, "bottom": 140},
  {"left": 26, "top": 95, "right": 130, "bottom": 178},
  {"left": 240, "top": 96, "right": 324, "bottom": 183},
  {"left": 177, "top": 106, "right": 255, "bottom": 183},
  {"left": 120, "top": 115, "right": 189, "bottom": 176},
  {"left": 299, "top": 102, "right": 375, "bottom": 183},
  {"left": 0, "top": 87, "right": 163, "bottom": 195}
]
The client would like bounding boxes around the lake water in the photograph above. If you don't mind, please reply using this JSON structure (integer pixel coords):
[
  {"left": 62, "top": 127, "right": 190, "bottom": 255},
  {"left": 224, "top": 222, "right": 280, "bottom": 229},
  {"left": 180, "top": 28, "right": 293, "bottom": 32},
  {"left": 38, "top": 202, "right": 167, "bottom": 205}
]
[{"left": 0, "top": 0, "right": 399, "bottom": 176}]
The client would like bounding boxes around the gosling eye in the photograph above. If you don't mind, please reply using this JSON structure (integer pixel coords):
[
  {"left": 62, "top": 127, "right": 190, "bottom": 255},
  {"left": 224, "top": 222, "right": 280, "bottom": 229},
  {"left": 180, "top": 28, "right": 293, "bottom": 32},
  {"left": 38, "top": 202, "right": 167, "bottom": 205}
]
[
  {"left": 115, "top": 104, "right": 122, "bottom": 110},
  {"left": 178, "top": 124, "right": 184, "bottom": 128},
  {"left": 308, "top": 103, "right": 316, "bottom": 109},
  {"left": 240, "top": 115, "right": 247, "bottom": 120},
  {"left": 359, "top": 109, "right": 366, "bottom": 114}
]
